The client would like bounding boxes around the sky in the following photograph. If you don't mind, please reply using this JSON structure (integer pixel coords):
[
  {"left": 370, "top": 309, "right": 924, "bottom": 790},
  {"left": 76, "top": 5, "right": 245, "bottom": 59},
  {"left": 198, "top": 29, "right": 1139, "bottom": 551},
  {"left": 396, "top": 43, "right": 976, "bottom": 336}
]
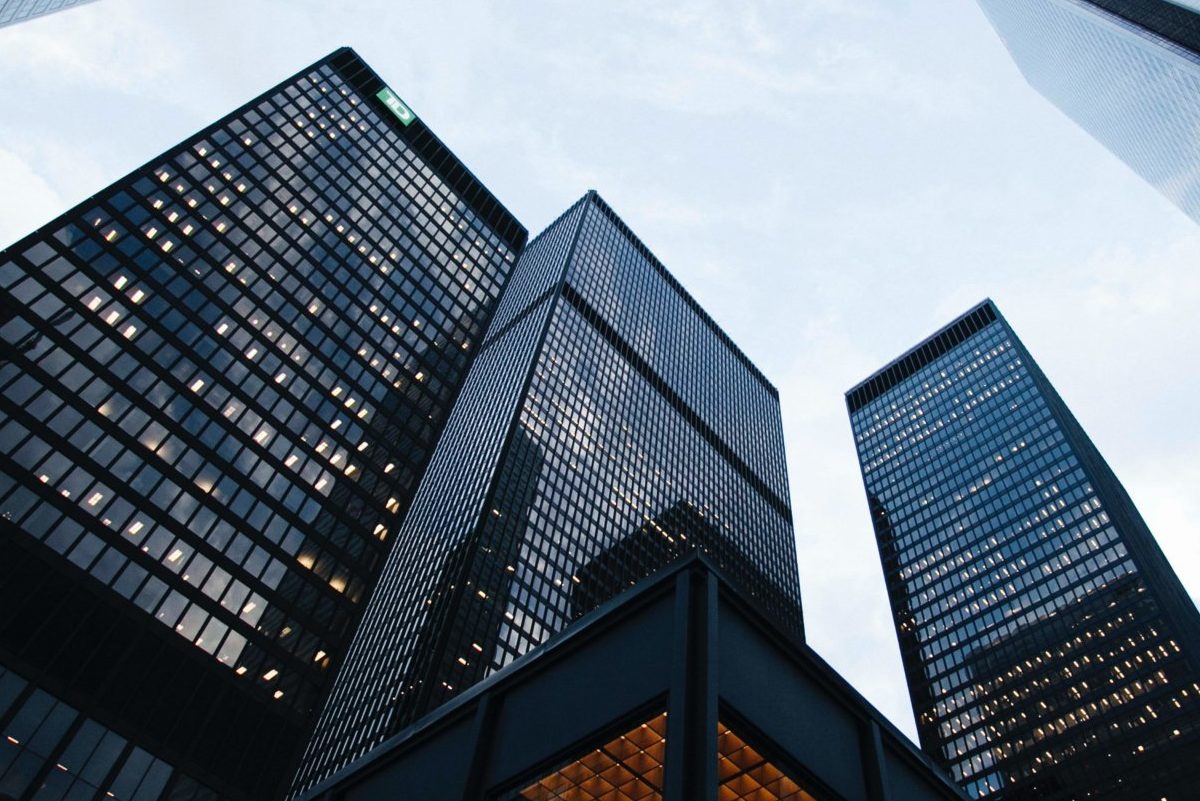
[{"left": 1, "top": 0, "right": 1197, "bottom": 743}]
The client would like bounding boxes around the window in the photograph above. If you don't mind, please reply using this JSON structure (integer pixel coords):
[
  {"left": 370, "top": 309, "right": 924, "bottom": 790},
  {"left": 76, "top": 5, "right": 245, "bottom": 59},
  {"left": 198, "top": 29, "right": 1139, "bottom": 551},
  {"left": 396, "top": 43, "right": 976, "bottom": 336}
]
[
  {"left": 718, "top": 721, "right": 819, "bottom": 801},
  {"left": 508, "top": 712, "right": 667, "bottom": 801}
]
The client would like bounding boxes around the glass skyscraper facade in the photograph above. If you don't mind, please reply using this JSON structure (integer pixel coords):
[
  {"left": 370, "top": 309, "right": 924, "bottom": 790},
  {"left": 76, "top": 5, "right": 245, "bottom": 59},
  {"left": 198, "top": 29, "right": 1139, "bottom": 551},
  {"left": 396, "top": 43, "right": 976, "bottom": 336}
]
[
  {"left": 977, "top": 0, "right": 1200, "bottom": 224},
  {"left": 847, "top": 300, "right": 1200, "bottom": 801},
  {"left": 0, "top": 48, "right": 525, "bottom": 801},
  {"left": 295, "top": 191, "right": 803, "bottom": 795},
  {"left": 0, "top": 0, "right": 95, "bottom": 28}
]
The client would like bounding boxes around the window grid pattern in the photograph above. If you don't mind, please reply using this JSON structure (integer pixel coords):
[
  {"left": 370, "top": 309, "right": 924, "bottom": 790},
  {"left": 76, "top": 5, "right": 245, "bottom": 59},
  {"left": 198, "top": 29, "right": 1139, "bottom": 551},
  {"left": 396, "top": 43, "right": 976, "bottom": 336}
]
[
  {"left": 566, "top": 204, "right": 787, "bottom": 501},
  {"left": 0, "top": 50, "right": 520, "bottom": 800},
  {"left": 717, "top": 722, "right": 820, "bottom": 801},
  {"left": 295, "top": 194, "right": 802, "bottom": 794},
  {"left": 513, "top": 713, "right": 668, "bottom": 801},
  {"left": 0, "top": 666, "right": 214, "bottom": 801},
  {"left": 498, "top": 715, "right": 822, "bottom": 801},
  {"left": 978, "top": 0, "right": 1200, "bottom": 224},
  {"left": 0, "top": 0, "right": 95, "bottom": 27},
  {"left": 292, "top": 198, "right": 583, "bottom": 794},
  {"left": 849, "top": 306, "right": 1200, "bottom": 800}
]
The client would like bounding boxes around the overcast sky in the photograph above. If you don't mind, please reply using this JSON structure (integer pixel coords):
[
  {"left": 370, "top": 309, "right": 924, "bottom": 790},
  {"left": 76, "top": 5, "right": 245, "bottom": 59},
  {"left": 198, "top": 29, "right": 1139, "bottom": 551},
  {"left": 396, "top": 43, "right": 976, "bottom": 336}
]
[{"left": 2, "top": 0, "right": 1197, "bottom": 742}]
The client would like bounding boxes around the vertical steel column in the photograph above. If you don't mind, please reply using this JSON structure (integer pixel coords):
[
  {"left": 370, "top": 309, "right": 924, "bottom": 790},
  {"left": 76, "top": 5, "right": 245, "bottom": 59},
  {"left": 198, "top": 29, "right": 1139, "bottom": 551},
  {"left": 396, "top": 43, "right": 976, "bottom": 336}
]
[
  {"left": 664, "top": 565, "right": 718, "bottom": 801},
  {"left": 462, "top": 693, "right": 498, "bottom": 801},
  {"left": 860, "top": 719, "right": 893, "bottom": 801}
]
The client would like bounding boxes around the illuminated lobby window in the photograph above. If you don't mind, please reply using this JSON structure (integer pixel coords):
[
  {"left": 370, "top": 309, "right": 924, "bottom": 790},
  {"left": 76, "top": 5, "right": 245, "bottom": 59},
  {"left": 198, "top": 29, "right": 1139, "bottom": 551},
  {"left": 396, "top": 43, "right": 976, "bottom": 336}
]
[
  {"left": 718, "top": 722, "right": 820, "bottom": 801},
  {"left": 511, "top": 712, "right": 667, "bottom": 801},
  {"left": 501, "top": 714, "right": 824, "bottom": 801}
]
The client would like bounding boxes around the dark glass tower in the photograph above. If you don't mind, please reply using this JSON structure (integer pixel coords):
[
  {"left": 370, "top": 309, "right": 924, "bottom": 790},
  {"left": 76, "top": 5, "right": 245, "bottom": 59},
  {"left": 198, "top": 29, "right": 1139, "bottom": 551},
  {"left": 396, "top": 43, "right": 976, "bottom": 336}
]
[
  {"left": 295, "top": 191, "right": 803, "bottom": 794},
  {"left": 0, "top": 48, "right": 525, "bottom": 801},
  {"left": 846, "top": 300, "right": 1200, "bottom": 801},
  {"left": 976, "top": 0, "right": 1200, "bottom": 223}
]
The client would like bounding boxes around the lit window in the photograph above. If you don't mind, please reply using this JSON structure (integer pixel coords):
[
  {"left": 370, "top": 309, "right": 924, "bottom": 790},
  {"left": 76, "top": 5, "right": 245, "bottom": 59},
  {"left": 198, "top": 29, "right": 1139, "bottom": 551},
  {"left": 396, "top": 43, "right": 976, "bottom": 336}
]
[
  {"left": 509, "top": 713, "right": 666, "bottom": 801},
  {"left": 718, "top": 722, "right": 820, "bottom": 801}
]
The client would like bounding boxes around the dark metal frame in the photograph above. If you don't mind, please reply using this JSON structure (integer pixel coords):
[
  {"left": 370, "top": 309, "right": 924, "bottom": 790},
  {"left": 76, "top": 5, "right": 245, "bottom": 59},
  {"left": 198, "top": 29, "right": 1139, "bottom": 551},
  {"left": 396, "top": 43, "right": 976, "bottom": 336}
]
[{"left": 299, "top": 554, "right": 966, "bottom": 801}]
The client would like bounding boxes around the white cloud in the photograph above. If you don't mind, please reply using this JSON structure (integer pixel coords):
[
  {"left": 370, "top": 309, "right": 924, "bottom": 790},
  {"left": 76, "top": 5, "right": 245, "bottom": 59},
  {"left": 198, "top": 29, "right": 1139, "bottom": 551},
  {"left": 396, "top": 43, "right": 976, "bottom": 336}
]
[
  {"left": 0, "top": 0, "right": 182, "bottom": 95},
  {"left": 1, "top": 0, "right": 1196, "bottom": 750},
  {"left": 0, "top": 147, "right": 65, "bottom": 248}
]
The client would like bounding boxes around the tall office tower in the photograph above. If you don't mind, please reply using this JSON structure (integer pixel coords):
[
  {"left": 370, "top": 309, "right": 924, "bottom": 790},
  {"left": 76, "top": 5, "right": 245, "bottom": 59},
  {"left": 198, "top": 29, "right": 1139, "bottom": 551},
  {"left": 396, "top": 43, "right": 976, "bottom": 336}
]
[
  {"left": 846, "top": 300, "right": 1200, "bottom": 801},
  {"left": 0, "top": 48, "right": 525, "bottom": 801},
  {"left": 0, "top": 0, "right": 96, "bottom": 28},
  {"left": 295, "top": 191, "right": 802, "bottom": 794},
  {"left": 976, "top": 0, "right": 1200, "bottom": 224}
]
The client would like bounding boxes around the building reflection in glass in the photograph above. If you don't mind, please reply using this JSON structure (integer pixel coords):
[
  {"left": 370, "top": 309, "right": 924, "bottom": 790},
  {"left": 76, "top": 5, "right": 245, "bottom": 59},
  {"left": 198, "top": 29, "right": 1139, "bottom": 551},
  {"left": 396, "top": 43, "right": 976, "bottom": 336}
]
[
  {"left": 977, "top": 0, "right": 1200, "bottom": 223},
  {"left": 0, "top": 47, "right": 524, "bottom": 801},
  {"left": 299, "top": 192, "right": 803, "bottom": 793}
]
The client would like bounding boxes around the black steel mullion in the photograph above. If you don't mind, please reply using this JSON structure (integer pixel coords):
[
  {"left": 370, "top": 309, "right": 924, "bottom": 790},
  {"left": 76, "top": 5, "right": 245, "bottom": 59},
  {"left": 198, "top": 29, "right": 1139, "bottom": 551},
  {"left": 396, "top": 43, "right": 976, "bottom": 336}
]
[
  {"left": 860, "top": 719, "right": 893, "bottom": 801},
  {"left": 460, "top": 692, "right": 498, "bottom": 801},
  {"left": 89, "top": 193, "right": 396, "bottom": 565},
  {"left": 218, "top": 100, "right": 485, "bottom": 340},
  {"left": 86, "top": 740, "right": 136, "bottom": 801},
  {"left": 17, "top": 711, "right": 84, "bottom": 801},
  {"left": 13, "top": 237, "right": 382, "bottom": 585},
  {"left": 664, "top": 567, "right": 718, "bottom": 801},
  {"left": 561, "top": 284, "right": 791, "bottom": 522},
  {"left": 403, "top": 195, "right": 590, "bottom": 726},
  {"left": 0, "top": 298, "right": 352, "bottom": 650},
  {"left": 0, "top": 446, "right": 314, "bottom": 686},
  {"left": 0, "top": 682, "right": 36, "bottom": 734}
]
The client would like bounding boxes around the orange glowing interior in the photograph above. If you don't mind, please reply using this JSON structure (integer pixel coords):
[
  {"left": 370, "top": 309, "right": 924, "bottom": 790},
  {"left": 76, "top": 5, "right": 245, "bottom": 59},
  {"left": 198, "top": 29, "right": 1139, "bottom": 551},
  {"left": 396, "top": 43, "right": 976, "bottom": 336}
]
[
  {"left": 518, "top": 713, "right": 668, "bottom": 801},
  {"left": 514, "top": 714, "right": 819, "bottom": 801},
  {"left": 718, "top": 723, "right": 819, "bottom": 801}
]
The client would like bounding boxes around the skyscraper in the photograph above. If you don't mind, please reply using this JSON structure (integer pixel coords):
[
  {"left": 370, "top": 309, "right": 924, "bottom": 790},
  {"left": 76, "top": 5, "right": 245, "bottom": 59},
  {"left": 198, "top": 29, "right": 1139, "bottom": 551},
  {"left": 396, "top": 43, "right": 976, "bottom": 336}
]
[
  {"left": 0, "top": 47, "right": 525, "bottom": 801},
  {"left": 0, "top": 0, "right": 96, "bottom": 28},
  {"left": 976, "top": 0, "right": 1200, "bottom": 224},
  {"left": 846, "top": 300, "right": 1200, "bottom": 801},
  {"left": 294, "top": 191, "right": 803, "bottom": 794},
  {"left": 289, "top": 555, "right": 970, "bottom": 801}
]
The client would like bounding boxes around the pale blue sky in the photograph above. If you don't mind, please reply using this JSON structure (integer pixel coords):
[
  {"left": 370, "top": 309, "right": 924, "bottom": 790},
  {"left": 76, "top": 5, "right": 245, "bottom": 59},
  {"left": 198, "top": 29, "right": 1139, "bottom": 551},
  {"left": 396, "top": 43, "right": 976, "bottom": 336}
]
[{"left": 2, "top": 0, "right": 1197, "bottom": 741}]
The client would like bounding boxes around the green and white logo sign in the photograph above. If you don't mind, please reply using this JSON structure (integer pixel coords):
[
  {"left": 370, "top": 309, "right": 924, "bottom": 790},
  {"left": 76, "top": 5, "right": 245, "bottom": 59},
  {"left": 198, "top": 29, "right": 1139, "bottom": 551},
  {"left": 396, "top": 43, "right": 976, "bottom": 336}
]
[{"left": 376, "top": 87, "right": 416, "bottom": 126}]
